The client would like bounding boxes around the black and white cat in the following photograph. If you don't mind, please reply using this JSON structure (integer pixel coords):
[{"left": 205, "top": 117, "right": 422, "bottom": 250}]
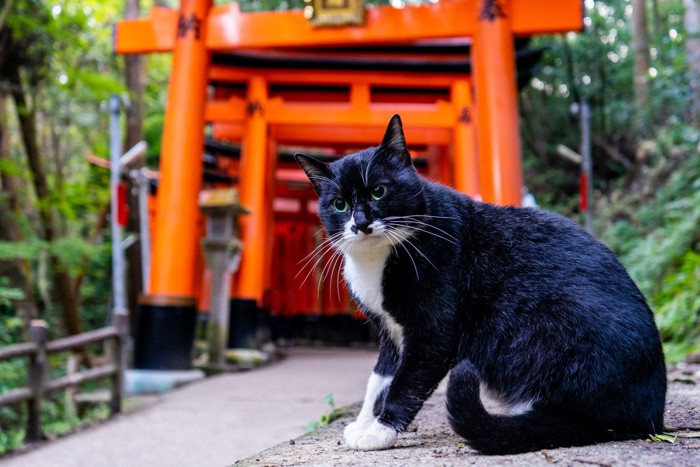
[{"left": 294, "top": 115, "right": 666, "bottom": 454}]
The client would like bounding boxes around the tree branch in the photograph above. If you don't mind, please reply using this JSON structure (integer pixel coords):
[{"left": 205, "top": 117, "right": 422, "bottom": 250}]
[
  {"left": 0, "top": 0, "right": 15, "bottom": 32},
  {"left": 592, "top": 134, "right": 633, "bottom": 169}
]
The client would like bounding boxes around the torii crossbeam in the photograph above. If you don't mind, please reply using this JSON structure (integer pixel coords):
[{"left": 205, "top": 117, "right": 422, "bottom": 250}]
[{"left": 114, "top": 0, "right": 582, "bottom": 370}]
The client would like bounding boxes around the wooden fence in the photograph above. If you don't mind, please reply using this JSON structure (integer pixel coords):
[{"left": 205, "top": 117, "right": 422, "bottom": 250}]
[{"left": 0, "top": 314, "right": 128, "bottom": 443}]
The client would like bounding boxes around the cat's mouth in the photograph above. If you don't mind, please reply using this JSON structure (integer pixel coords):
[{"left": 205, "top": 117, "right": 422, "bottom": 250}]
[{"left": 341, "top": 221, "right": 413, "bottom": 250}]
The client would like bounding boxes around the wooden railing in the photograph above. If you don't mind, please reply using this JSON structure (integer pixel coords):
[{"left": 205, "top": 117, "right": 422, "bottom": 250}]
[{"left": 0, "top": 314, "right": 128, "bottom": 443}]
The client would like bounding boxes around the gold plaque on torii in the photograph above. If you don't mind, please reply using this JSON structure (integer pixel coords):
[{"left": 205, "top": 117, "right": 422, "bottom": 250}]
[{"left": 304, "top": 0, "right": 366, "bottom": 27}]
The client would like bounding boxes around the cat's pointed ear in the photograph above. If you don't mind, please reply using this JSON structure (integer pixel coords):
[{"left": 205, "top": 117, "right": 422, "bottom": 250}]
[
  {"left": 294, "top": 153, "right": 333, "bottom": 195},
  {"left": 381, "top": 114, "right": 412, "bottom": 166}
]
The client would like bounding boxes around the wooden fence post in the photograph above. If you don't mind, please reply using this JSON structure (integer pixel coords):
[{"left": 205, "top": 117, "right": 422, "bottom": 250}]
[
  {"left": 111, "top": 313, "right": 129, "bottom": 415},
  {"left": 26, "top": 319, "right": 48, "bottom": 443}
]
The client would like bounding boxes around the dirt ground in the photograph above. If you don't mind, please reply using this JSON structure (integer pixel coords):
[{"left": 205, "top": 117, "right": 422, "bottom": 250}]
[{"left": 235, "top": 363, "right": 700, "bottom": 466}]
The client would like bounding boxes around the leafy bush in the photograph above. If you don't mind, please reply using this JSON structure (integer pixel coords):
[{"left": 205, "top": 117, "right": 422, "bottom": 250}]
[{"left": 600, "top": 124, "right": 700, "bottom": 361}]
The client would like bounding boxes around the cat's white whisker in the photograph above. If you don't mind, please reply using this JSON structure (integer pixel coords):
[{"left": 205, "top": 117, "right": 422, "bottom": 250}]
[
  {"left": 328, "top": 250, "right": 342, "bottom": 296},
  {"left": 298, "top": 252, "right": 329, "bottom": 289},
  {"left": 295, "top": 235, "right": 343, "bottom": 281},
  {"left": 386, "top": 220, "right": 458, "bottom": 246},
  {"left": 385, "top": 214, "right": 457, "bottom": 221},
  {"left": 314, "top": 236, "right": 351, "bottom": 297},
  {"left": 317, "top": 253, "right": 333, "bottom": 297},
  {"left": 409, "top": 214, "right": 457, "bottom": 219},
  {"left": 363, "top": 152, "right": 379, "bottom": 186},
  {"left": 390, "top": 229, "right": 439, "bottom": 272},
  {"left": 328, "top": 245, "right": 345, "bottom": 303},
  {"left": 296, "top": 231, "right": 343, "bottom": 266},
  {"left": 298, "top": 234, "right": 348, "bottom": 289},
  {"left": 308, "top": 175, "right": 341, "bottom": 191},
  {"left": 296, "top": 240, "right": 334, "bottom": 269},
  {"left": 384, "top": 215, "right": 459, "bottom": 242},
  {"left": 383, "top": 230, "right": 420, "bottom": 280},
  {"left": 407, "top": 186, "right": 425, "bottom": 200}
]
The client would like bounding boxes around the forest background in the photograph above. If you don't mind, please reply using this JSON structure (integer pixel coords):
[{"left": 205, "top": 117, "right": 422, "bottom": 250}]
[{"left": 0, "top": 0, "right": 699, "bottom": 454}]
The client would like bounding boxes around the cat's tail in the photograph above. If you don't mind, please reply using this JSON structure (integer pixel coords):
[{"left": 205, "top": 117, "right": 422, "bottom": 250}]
[{"left": 445, "top": 361, "right": 639, "bottom": 455}]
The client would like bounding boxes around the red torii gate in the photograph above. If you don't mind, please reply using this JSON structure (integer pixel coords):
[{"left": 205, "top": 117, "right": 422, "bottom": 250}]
[{"left": 115, "top": 0, "right": 582, "bottom": 369}]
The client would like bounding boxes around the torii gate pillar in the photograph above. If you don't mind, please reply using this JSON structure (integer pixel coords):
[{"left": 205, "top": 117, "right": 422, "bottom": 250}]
[
  {"left": 473, "top": 0, "right": 523, "bottom": 206},
  {"left": 134, "top": 0, "right": 212, "bottom": 370}
]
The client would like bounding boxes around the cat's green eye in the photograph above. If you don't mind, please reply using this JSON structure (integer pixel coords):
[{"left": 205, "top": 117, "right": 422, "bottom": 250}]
[
  {"left": 371, "top": 184, "right": 387, "bottom": 201},
  {"left": 332, "top": 198, "right": 348, "bottom": 213}
]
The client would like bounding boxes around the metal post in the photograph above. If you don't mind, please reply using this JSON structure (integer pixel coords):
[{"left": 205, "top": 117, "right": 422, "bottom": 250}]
[
  {"left": 580, "top": 99, "right": 594, "bottom": 235},
  {"left": 136, "top": 169, "right": 151, "bottom": 292},
  {"left": 109, "top": 96, "right": 128, "bottom": 313}
]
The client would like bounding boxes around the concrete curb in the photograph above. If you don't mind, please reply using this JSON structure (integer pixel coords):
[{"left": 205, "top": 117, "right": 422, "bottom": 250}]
[{"left": 234, "top": 365, "right": 700, "bottom": 467}]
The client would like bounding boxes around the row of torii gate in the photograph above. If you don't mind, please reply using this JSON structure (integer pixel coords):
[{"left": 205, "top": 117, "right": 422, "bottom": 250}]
[{"left": 115, "top": 0, "right": 582, "bottom": 369}]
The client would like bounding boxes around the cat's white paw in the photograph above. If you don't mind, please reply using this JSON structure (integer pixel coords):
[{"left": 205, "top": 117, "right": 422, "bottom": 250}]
[
  {"left": 343, "top": 418, "right": 372, "bottom": 440},
  {"left": 344, "top": 419, "right": 397, "bottom": 451}
]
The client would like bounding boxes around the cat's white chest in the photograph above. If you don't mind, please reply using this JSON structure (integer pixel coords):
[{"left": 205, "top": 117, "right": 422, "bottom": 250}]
[{"left": 343, "top": 247, "right": 404, "bottom": 350}]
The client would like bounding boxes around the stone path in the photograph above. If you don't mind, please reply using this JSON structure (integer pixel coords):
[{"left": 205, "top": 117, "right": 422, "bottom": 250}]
[{"left": 1, "top": 347, "right": 377, "bottom": 467}]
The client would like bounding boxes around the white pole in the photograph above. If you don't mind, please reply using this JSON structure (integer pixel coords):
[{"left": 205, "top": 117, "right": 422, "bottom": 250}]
[
  {"left": 580, "top": 99, "right": 594, "bottom": 235},
  {"left": 137, "top": 168, "right": 151, "bottom": 292},
  {"left": 109, "top": 96, "right": 128, "bottom": 313}
]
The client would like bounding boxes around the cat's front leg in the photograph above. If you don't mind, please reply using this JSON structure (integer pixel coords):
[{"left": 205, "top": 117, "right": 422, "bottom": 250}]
[
  {"left": 344, "top": 336, "right": 399, "bottom": 449},
  {"left": 344, "top": 372, "right": 393, "bottom": 438},
  {"left": 346, "top": 345, "right": 450, "bottom": 450}
]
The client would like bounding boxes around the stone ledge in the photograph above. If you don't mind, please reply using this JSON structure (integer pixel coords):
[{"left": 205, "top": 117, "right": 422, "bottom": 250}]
[{"left": 234, "top": 364, "right": 700, "bottom": 466}]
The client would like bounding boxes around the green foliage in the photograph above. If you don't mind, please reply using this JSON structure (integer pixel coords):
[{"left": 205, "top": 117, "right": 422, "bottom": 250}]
[
  {"left": 142, "top": 54, "right": 170, "bottom": 167},
  {"left": 516, "top": 0, "right": 698, "bottom": 361},
  {"left": 304, "top": 393, "right": 336, "bottom": 433},
  {"left": 600, "top": 123, "right": 700, "bottom": 362},
  {"left": 40, "top": 394, "right": 110, "bottom": 440},
  {"left": 0, "top": 314, "right": 29, "bottom": 455},
  {"left": 653, "top": 251, "right": 700, "bottom": 360},
  {"left": 521, "top": 0, "right": 693, "bottom": 214},
  {"left": 0, "top": 284, "right": 24, "bottom": 308},
  {"left": 0, "top": 334, "right": 113, "bottom": 455},
  {"left": 0, "top": 0, "right": 127, "bottom": 454},
  {"left": 224, "top": 0, "right": 394, "bottom": 12}
]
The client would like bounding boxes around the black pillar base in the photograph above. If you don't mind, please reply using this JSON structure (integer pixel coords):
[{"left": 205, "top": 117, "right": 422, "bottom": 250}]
[
  {"left": 268, "top": 314, "right": 374, "bottom": 345},
  {"left": 228, "top": 298, "right": 266, "bottom": 349},
  {"left": 134, "top": 295, "right": 197, "bottom": 370}
]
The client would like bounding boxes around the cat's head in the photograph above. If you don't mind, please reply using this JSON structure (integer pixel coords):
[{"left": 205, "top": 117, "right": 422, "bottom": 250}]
[{"left": 295, "top": 114, "right": 426, "bottom": 253}]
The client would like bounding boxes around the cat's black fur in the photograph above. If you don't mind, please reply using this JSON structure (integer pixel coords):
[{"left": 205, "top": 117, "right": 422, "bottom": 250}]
[{"left": 295, "top": 115, "right": 666, "bottom": 454}]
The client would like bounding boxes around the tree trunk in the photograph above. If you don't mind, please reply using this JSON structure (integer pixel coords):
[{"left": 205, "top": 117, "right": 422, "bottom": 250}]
[
  {"left": 650, "top": 0, "right": 662, "bottom": 37},
  {"left": 8, "top": 65, "right": 83, "bottom": 336},
  {"left": 124, "top": 0, "right": 146, "bottom": 334},
  {"left": 684, "top": 0, "right": 700, "bottom": 124},
  {"left": 0, "top": 89, "right": 40, "bottom": 330},
  {"left": 631, "top": 0, "right": 651, "bottom": 127},
  {"left": 124, "top": 0, "right": 145, "bottom": 148}
]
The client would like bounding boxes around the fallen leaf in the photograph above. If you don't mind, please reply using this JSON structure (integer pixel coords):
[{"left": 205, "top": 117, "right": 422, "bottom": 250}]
[{"left": 649, "top": 433, "right": 678, "bottom": 444}]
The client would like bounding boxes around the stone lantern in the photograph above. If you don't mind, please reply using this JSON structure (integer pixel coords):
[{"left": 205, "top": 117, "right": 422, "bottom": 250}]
[{"left": 199, "top": 188, "right": 248, "bottom": 371}]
